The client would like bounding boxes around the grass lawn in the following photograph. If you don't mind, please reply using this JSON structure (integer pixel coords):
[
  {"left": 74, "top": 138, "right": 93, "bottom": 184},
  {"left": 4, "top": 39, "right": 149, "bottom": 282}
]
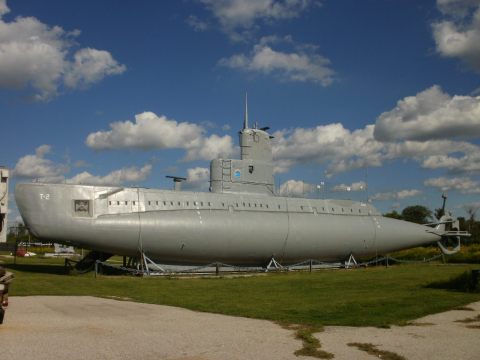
[{"left": 2, "top": 256, "right": 480, "bottom": 327}]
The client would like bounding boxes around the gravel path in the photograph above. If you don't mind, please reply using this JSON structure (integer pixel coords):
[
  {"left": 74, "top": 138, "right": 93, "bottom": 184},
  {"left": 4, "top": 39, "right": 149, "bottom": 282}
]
[
  {"left": 1, "top": 296, "right": 479, "bottom": 360},
  {"left": 317, "top": 301, "right": 480, "bottom": 360}
]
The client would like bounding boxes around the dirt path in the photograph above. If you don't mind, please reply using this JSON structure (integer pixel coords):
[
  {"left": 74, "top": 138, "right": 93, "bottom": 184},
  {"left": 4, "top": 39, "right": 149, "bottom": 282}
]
[{"left": 1, "top": 296, "right": 479, "bottom": 360}]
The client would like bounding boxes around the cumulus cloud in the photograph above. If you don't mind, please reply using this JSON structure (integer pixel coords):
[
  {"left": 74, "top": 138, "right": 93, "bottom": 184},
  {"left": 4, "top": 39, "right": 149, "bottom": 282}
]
[
  {"left": 184, "top": 167, "right": 210, "bottom": 191},
  {"left": 66, "top": 165, "right": 152, "bottom": 186},
  {"left": 421, "top": 148, "right": 480, "bottom": 173},
  {"left": 12, "top": 145, "right": 67, "bottom": 181},
  {"left": 0, "top": 0, "right": 9, "bottom": 16},
  {"left": 273, "top": 123, "right": 383, "bottom": 176},
  {"left": 0, "top": 1, "right": 125, "bottom": 101},
  {"left": 384, "top": 139, "right": 477, "bottom": 160},
  {"left": 86, "top": 111, "right": 234, "bottom": 161},
  {"left": 424, "top": 176, "right": 480, "bottom": 193},
  {"left": 374, "top": 85, "right": 480, "bottom": 142},
  {"left": 64, "top": 48, "right": 126, "bottom": 88},
  {"left": 200, "top": 0, "right": 315, "bottom": 40},
  {"left": 219, "top": 38, "right": 334, "bottom": 85},
  {"left": 278, "top": 179, "right": 314, "bottom": 197},
  {"left": 12, "top": 145, "right": 151, "bottom": 186},
  {"left": 186, "top": 15, "right": 209, "bottom": 32},
  {"left": 371, "top": 189, "right": 422, "bottom": 201},
  {"left": 331, "top": 181, "right": 367, "bottom": 192},
  {"left": 267, "top": 85, "right": 480, "bottom": 176},
  {"left": 432, "top": 0, "right": 480, "bottom": 71}
]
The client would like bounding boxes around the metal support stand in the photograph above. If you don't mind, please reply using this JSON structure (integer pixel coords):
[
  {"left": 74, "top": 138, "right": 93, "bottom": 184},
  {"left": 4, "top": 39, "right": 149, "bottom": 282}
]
[
  {"left": 265, "top": 257, "right": 284, "bottom": 272},
  {"left": 141, "top": 252, "right": 166, "bottom": 275},
  {"left": 345, "top": 253, "right": 357, "bottom": 269}
]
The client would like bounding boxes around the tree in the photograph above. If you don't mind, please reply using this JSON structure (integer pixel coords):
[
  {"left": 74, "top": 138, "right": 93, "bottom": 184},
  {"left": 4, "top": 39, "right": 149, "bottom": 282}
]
[
  {"left": 384, "top": 210, "right": 402, "bottom": 219},
  {"left": 401, "top": 205, "right": 432, "bottom": 224}
]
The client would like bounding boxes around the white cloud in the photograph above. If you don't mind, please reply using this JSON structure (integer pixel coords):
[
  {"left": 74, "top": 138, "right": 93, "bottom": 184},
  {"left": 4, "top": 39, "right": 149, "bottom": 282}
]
[
  {"left": 185, "top": 167, "right": 210, "bottom": 191},
  {"left": 0, "top": 0, "right": 9, "bottom": 16},
  {"left": 187, "top": 167, "right": 210, "bottom": 183},
  {"left": 86, "top": 111, "right": 234, "bottom": 161},
  {"left": 421, "top": 149, "right": 480, "bottom": 172},
  {"left": 66, "top": 165, "right": 152, "bottom": 186},
  {"left": 267, "top": 86, "right": 480, "bottom": 177},
  {"left": 273, "top": 123, "right": 383, "bottom": 176},
  {"left": 200, "top": 0, "right": 315, "bottom": 40},
  {"left": 331, "top": 181, "right": 367, "bottom": 192},
  {"left": 219, "top": 40, "right": 334, "bottom": 85},
  {"left": 64, "top": 48, "right": 125, "bottom": 88},
  {"left": 424, "top": 176, "right": 480, "bottom": 193},
  {"left": 384, "top": 139, "right": 477, "bottom": 160},
  {"left": 0, "top": 1, "right": 125, "bottom": 101},
  {"left": 371, "top": 189, "right": 422, "bottom": 201},
  {"left": 184, "top": 134, "right": 236, "bottom": 162},
  {"left": 86, "top": 112, "right": 203, "bottom": 150},
  {"left": 374, "top": 85, "right": 480, "bottom": 142},
  {"left": 437, "top": 0, "right": 480, "bottom": 17},
  {"left": 12, "top": 145, "right": 67, "bottom": 180},
  {"left": 278, "top": 179, "right": 313, "bottom": 197},
  {"left": 186, "top": 15, "right": 209, "bottom": 32},
  {"left": 432, "top": 0, "right": 480, "bottom": 71}
]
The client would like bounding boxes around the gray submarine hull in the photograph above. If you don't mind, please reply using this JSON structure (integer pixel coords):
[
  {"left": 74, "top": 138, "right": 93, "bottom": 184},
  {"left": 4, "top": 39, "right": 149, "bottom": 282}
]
[{"left": 15, "top": 182, "right": 440, "bottom": 266}]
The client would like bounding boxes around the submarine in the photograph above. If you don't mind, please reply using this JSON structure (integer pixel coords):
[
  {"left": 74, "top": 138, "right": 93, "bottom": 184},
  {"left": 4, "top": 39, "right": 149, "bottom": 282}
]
[{"left": 15, "top": 102, "right": 461, "bottom": 268}]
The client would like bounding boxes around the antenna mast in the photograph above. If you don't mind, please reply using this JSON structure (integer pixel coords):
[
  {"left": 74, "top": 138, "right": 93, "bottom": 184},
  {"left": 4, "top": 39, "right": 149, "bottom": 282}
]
[{"left": 243, "top": 92, "right": 249, "bottom": 129}]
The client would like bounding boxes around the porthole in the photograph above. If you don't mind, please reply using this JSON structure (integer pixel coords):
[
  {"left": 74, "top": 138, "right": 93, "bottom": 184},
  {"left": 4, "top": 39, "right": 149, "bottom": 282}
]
[
  {"left": 125, "top": 201, "right": 128, "bottom": 205},
  {"left": 133, "top": 201, "right": 136, "bottom": 206}
]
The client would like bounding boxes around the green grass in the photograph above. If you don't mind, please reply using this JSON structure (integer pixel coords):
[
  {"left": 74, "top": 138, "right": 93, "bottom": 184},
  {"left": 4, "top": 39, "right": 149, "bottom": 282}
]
[
  {"left": 2, "top": 256, "right": 480, "bottom": 327},
  {"left": 390, "top": 244, "right": 480, "bottom": 263}
]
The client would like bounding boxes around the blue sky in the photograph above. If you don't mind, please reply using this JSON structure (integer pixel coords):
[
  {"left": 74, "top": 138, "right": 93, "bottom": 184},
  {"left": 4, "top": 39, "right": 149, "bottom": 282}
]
[{"left": 1, "top": 0, "right": 480, "bottom": 224}]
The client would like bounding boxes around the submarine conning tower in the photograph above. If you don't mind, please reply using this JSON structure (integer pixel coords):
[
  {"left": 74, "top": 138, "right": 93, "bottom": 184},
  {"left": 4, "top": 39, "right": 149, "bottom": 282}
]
[{"left": 210, "top": 96, "right": 275, "bottom": 196}]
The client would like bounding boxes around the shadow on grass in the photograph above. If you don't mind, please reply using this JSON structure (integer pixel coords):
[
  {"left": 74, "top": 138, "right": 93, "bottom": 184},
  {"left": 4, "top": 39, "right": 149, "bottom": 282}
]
[
  {"left": 425, "top": 270, "right": 480, "bottom": 293},
  {"left": 6, "top": 263, "right": 68, "bottom": 275}
]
